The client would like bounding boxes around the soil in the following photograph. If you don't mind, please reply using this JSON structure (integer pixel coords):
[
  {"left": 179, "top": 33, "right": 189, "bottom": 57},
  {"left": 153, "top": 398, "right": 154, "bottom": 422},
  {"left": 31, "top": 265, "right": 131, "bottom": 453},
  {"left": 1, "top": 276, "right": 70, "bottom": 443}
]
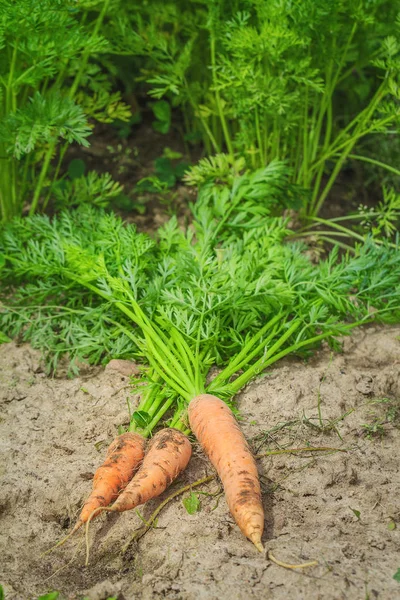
[
  {"left": 1, "top": 326, "right": 400, "bottom": 600},
  {"left": 65, "top": 116, "right": 198, "bottom": 235}
]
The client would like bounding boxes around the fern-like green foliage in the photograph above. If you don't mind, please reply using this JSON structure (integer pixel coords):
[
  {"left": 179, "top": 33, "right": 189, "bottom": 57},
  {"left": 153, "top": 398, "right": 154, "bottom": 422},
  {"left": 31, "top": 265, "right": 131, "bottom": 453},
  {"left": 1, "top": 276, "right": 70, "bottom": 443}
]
[
  {"left": 114, "top": 0, "right": 400, "bottom": 216},
  {"left": 0, "top": 0, "right": 131, "bottom": 223},
  {"left": 0, "top": 206, "right": 157, "bottom": 374},
  {"left": 53, "top": 172, "right": 123, "bottom": 209},
  {"left": 183, "top": 154, "right": 246, "bottom": 186},
  {"left": 1, "top": 184, "right": 399, "bottom": 378},
  {"left": 1, "top": 164, "right": 400, "bottom": 431},
  {"left": 0, "top": 92, "right": 92, "bottom": 159},
  {"left": 358, "top": 186, "right": 400, "bottom": 238}
]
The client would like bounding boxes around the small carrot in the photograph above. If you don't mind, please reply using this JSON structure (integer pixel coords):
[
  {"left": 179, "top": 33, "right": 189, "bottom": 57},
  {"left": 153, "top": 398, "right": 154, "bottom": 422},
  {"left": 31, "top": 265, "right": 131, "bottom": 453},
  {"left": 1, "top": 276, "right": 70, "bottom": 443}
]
[
  {"left": 188, "top": 394, "right": 264, "bottom": 552},
  {"left": 109, "top": 428, "right": 192, "bottom": 512},
  {"left": 71, "top": 432, "right": 146, "bottom": 534}
]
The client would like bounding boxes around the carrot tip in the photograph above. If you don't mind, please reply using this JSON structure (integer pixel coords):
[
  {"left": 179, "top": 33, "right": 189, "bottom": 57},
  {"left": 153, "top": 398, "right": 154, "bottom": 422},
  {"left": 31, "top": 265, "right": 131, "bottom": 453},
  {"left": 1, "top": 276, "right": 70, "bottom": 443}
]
[
  {"left": 71, "top": 520, "right": 83, "bottom": 535},
  {"left": 249, "top": 533, "right": 264, "bottom": 553}
]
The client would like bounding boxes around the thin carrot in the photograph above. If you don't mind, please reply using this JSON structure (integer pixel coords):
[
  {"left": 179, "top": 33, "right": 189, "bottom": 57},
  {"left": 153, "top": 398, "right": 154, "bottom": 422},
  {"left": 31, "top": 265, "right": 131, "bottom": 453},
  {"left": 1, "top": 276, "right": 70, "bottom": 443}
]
[
  {"left": 188, "top": 394, "right": 264, "bottom": 552},
  {"left": 109, "top": 428, "right": 192, "bottom": 512},
  {"left": 71, "top": 432, "right": 146, "bottom": 534}
]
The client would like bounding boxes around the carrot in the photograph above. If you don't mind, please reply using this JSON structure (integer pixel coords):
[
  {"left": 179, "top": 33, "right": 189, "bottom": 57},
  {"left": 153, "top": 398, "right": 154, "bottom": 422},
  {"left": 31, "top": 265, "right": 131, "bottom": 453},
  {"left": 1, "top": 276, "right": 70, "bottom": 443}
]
[
  {"left": 188, "top": 394, "right": 264, "bottom": 552},
  {"left": 109, "top": 428, "right": 192, "bottom": 512},
  {"left": 71, "top": 431, "right": 146, "bottom": 534}
]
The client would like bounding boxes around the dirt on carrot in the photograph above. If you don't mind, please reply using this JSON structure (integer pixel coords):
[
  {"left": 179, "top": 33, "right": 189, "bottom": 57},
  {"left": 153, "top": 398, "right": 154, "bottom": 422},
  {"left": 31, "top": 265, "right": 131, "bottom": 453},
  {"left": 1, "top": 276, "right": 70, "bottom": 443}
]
[
  {"left": 188, "top": 394, "right": 264, "bottom": 552},
  {"left": 72, "top": 431, "right": 146, "bottom": 534},
  {"left": 110, "top": 428, "right": 192, "bottom": 513},
  {"left": 1, "top": 325, "right": 400, "bottom": 600}
]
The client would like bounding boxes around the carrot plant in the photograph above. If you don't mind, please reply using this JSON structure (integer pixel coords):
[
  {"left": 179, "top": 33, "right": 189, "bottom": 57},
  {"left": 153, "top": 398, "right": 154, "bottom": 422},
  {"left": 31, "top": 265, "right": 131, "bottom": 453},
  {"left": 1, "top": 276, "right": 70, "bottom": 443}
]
[
  {"left": 0, "top": 0, "right": 130, "bottom": 222},
  {"left": 1, "top": 167, "right": 400, "bottom": 545},
  {"left": 118, "top": 0, "right": 400, "bottom": 216},
  {"left": 184, "top": 155, "right": 400, "bottom": 249},
  {"left": 1, "top": 166, "right": 400, "bottom": 417}
]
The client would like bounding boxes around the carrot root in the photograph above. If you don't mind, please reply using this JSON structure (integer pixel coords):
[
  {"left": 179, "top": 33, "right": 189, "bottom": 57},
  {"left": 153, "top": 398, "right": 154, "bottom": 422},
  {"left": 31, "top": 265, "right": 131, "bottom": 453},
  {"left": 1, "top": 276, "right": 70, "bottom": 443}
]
[
  {"left": 85, "top": 506, "right": 115, "bottom": 566},
  {"left": 188, "top": 394, "right": 265, "bottom": 551},
  {"left": 249, "top": 533, "right": 264, "bottom": 553},
  {"left": 70, "top": 520, "right": 83, "bottom": 536},
  {"left": 40, "top": 529, "right": 79, "bottom": 558},
  {"left": 73, "top": 431, "right": 146, "bottom": 532},
  {"left": 268, "top": 551, "right": 318, "bottom": 569},
  {"left": 111, "top": 428, "right": 192, "bottom": 513}
]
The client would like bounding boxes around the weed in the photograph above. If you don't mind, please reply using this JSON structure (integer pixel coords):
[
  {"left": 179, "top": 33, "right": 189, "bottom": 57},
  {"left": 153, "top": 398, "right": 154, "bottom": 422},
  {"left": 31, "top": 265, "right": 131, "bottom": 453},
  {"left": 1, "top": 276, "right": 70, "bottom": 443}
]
[
  {"left": 393, "top": 568, "right": 400, "bottom": 582},
  {"left": 361, "top": 397, "right": 400, "bottom": 438},
  {"left": 182, "top": 491, "right": 201, "bottom": 514},
  {"left": 349, "top": 507, "right": 361, "bottom": 521}
]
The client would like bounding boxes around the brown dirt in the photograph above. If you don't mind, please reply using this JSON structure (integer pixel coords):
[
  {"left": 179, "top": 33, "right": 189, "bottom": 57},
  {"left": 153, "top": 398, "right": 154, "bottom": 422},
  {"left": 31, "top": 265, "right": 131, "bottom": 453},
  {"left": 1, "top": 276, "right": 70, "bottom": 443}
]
[
  {"left": 1, "top": 326, "right": 400, "bottom": 600},
  {"left": 65, "top": 118, "right": 198, "bottom": 235}
]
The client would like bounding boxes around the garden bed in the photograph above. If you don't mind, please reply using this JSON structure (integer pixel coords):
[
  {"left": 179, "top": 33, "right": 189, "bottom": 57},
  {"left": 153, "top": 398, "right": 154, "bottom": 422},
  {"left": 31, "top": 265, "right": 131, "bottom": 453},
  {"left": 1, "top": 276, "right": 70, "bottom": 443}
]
[{"left": 1, "top": 325, "right": 399, "bottom": 600}]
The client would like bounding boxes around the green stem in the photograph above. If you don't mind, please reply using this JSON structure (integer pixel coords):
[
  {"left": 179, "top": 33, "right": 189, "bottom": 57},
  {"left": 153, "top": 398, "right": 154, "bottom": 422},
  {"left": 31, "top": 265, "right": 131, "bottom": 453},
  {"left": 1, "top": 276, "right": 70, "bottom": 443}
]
[
  {"left": 295, "top": 218, "right": 397, "bottom": 250},
  {"left": 0, "top": 157, "right": 12, "bottom": 222},
  {"left": 42, "top": 142, "right": 69, "bottom": 212},
  {"left": 141, "top": 396, "right": 177, "bottom": 437},
  {"left": 63, "top": 274, "right": 194, "bottom": 394},
  {"left": 255, "top": 106, "right": 264, "bottom": 166},
  {"left": 310, "top": 144, "right": 357, "bottom": 217},
  {"left": 305, "top": 217, "right": 366, "bottom": 242},
  {"left": 310, "top": 24, "right": 356, "bottom": 167},
  {"left": 210, "top": 33, "right": 234, "bottom": 160},
  {"left": 6, "top": 43, "right": 18, "bottom": 114},
  {"left": 311, "top": 114, "right": 393, "bottom": 177},
  {"left": 209, "top": 313, "right": 284, "bottom": 388},
  {"left": 137, "top": 385, "right": 162, "bottom": 415},
  {"left": 169, "top": 327, "right": 197, "bottom": 383},
  {"left": 1, "top": 44, "right": 19, "bottom": 220},
  {"left": 28, "top": 145, "right": 54, "bottom": 215},
  {"left": 69, "top": 0, "right": 111, "bottom": 99},
  {"left": 348, "top": 154, "right": 400, "bottom": 178},
  {"left": 309, "top": 106, "right": 392, "bottom": 217},
  {"left": 312, "top": 81, "right": 388, "bottom": 173},
  {"left": 184, "top": 81, "right": 220, "bottom": 153},
  {"left": 19, "top": 153, "right": 32, "bottom": 207},
  {"left": 143, "top": 335, "right": 194, "bottom": 398},
  {"left": 223, "top": 319, "right": 302, "bottom": 394},
  {"left": 168, "top": 407, "right": 190, "bottom": 433},
  {"left": 224, "top": 319, "right": 368, "bottom": 399},
  {"left": 194, "top": 296, "right": 207, "bottom": 394}
]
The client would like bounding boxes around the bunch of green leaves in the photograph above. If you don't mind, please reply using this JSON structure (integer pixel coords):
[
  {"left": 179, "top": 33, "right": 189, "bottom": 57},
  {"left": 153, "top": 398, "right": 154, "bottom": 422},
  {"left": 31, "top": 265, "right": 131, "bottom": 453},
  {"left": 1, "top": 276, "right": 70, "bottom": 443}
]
[
  {"left": 136, "top": 148, "right": 190, "bottom": 196},
  {"left": 53, "top": 170, "right": 124, "bottom": 210},
  {"left": 0, "top": 0, "right": 131, "bottom": 223},
  {"left": 1, "top": 166, "right": 400, "bottom": 433},
  {"left": 0, "top": 161, "right": 294, "bottom": 373},
  {"left": 0, "top": 207, "right": 158, "bottom": 374},
  {"left": 112, "top": 0, "right": 400, "bottom": 216},
  {"left": 186, "top": 159, "right": 303, "bottom": 230},
  {"left": 358, "top": 187, "right": 400, "bottom": 238}
]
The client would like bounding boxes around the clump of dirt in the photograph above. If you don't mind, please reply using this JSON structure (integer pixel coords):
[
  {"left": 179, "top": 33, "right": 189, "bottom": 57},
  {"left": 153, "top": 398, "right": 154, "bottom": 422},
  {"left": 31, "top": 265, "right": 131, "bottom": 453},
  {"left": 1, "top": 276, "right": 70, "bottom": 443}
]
[{"left": 1, "top": 326, "right": 400, "bottom": 600}]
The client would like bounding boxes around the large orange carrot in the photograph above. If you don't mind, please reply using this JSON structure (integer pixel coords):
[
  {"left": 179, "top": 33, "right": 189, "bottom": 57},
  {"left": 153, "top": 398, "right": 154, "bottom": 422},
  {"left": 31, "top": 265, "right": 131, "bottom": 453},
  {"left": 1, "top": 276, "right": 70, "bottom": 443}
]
[
  {"left": 71, "top": 432, "right": 146, "bottom": 533},
  {"left": 109, "top": 428, "right": 192, "bottom": 512},
  {"left": 188, "top": 394, "right": 264, "bottom": 551}
]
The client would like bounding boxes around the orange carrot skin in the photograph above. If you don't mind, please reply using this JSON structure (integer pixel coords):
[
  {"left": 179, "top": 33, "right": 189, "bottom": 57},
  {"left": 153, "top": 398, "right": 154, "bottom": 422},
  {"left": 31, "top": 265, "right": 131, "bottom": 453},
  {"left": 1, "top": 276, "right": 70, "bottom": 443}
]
[
  {"left": 111, "top": 428, "right": 192, "bottom": 512},
  {"left": 74, "top": 432, "right": 146, "bottom": 531},
  {"left": 188, "top": 394, "right": 264, "bottom": 551}
]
